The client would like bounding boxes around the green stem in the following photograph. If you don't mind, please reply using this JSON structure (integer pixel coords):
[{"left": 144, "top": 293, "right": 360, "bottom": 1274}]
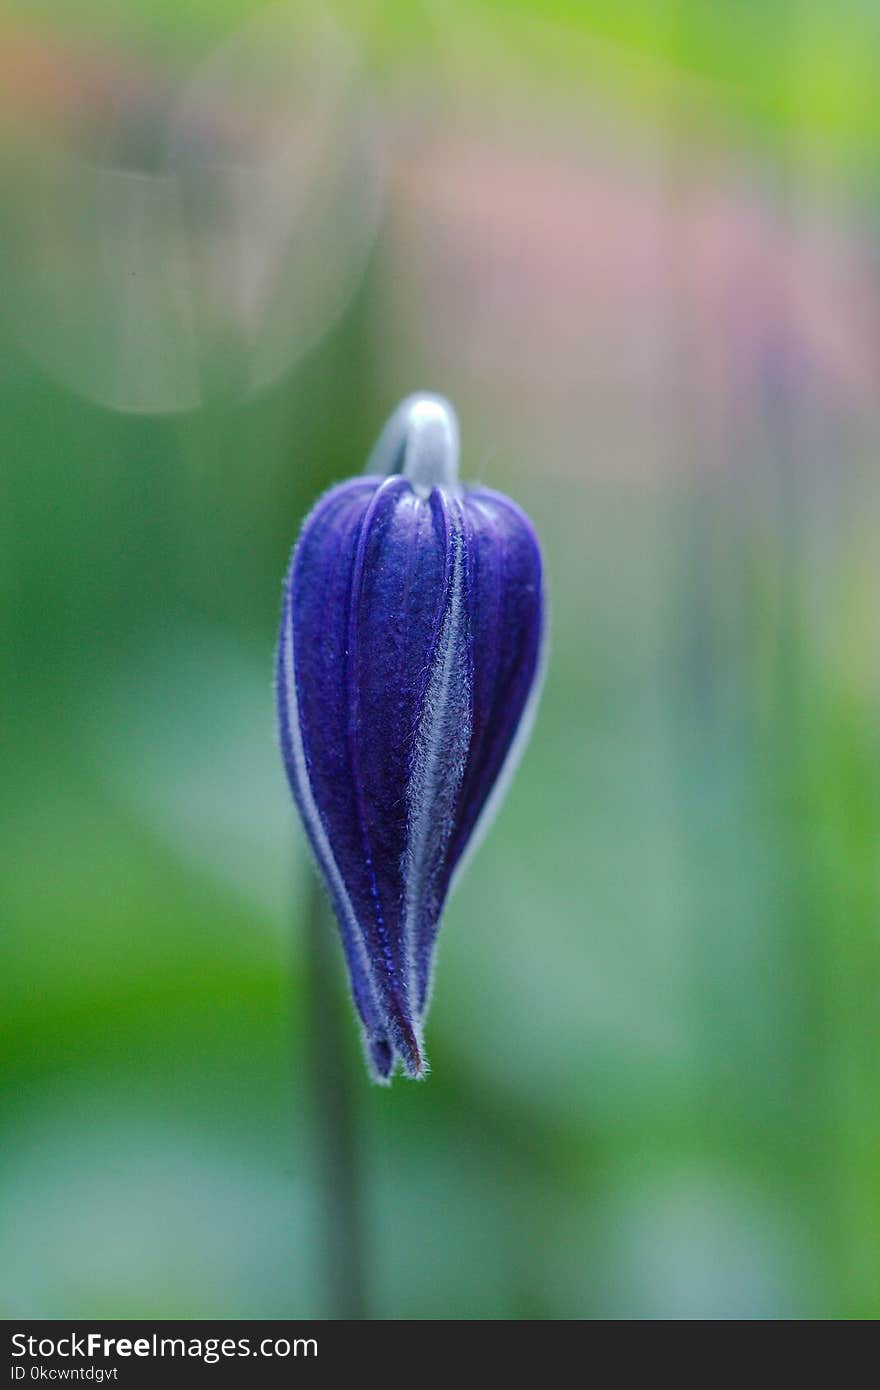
[{"left": 304, "top": 870, "right": 369, "bottom": 1319}]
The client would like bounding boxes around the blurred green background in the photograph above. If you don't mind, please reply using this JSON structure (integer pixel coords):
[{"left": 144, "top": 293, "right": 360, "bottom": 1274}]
[{"left": 2, "top": 0, "right": 880, "bottom": 1320}]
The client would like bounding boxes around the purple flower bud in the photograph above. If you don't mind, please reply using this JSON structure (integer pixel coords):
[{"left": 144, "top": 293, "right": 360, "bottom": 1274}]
[{"left": 276, "top": 396, "right": 545, "bottom": 1081}]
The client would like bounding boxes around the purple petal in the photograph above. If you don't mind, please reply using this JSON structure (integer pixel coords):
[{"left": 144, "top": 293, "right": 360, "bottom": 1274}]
[
  {"left": 280, "top": 477, "right": 461, "bottom": 1077},
  {"left": 277, "top": 479, "right": 401, "bottom": 1079},
  {"left": 410, "top": 487, "right": 545, "bottom": 1014}
]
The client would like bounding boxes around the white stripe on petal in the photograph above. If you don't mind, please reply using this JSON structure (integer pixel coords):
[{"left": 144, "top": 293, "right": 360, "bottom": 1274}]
[{"left": 403, "top": 499, "right": 473, "bottom": 1016}]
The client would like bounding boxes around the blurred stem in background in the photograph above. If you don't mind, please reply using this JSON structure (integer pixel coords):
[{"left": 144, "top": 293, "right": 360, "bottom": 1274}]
[{"left": 304, "top": 871, "right": 368, "bottom": 1320}]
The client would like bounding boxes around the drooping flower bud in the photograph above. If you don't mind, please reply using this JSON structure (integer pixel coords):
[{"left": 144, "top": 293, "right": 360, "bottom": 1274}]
[{"left": 276, "top": 395, "right": 544, "bottom": 1081}]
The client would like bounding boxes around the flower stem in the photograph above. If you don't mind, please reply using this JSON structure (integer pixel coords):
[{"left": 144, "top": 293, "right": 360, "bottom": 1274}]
[{"left": 304, "top": 870, "right": 369, "bottom": 1319}]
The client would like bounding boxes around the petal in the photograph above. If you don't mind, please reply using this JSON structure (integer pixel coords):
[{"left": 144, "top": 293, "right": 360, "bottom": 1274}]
[
  {"left": 280, "top": 475, "right": 462, "bottom": 1078},
  {"left": 277, "top": 478, "right": 398, "bottom": 1079},
  {"left": 342, "top": 476, "right": 452, "bottom": 1072},
  {"left": 402, "top": 491, "right": 473, "bottom": 1022},
  {"left": 411, "top": 487, "right": 545, "bottom": 1014}
]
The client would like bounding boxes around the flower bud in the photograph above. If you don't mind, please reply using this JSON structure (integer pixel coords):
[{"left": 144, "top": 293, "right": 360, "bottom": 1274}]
[{"left": 277, "top": 396, "right": 544, "bottom": 1080}]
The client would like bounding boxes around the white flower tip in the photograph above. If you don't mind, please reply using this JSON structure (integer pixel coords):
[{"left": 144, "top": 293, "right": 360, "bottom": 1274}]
[{"left": 367, "top": 392, "right": 460, "bottom": 496}]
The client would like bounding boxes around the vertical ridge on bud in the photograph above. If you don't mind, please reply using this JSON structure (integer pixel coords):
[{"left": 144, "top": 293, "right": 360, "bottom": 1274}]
[
  {"left": 277, "top": 397, "right": 544, "bottom": 1081},
  {"left": 404, "top": 499, "right": 473, "bottom": 1022}
]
